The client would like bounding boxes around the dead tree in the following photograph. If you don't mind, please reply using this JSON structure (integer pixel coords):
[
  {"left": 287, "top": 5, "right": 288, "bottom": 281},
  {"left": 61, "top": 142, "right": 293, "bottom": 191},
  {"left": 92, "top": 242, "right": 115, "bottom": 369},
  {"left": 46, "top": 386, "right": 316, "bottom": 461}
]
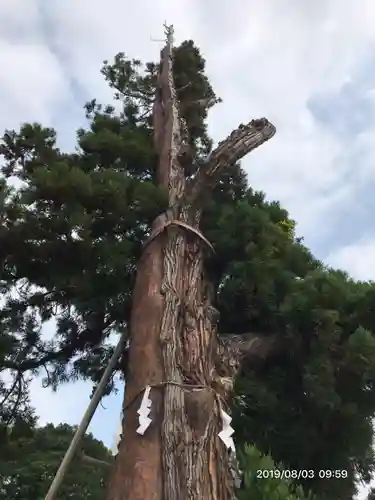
[{"left": 106, "top": 25, "right": 276, "bottom": 500}]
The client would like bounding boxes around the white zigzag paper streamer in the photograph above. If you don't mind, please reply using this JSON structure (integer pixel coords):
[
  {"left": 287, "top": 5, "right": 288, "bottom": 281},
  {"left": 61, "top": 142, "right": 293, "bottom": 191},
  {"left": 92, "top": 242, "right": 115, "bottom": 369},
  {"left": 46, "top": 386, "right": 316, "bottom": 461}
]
[
  {"left": 111, "top": 410, "right": 123, "bottom": 454},
  {"left": 136, "top": 385, "right": 152, "bottom": 435},
  {"left": 218, "top": 408, "right": 235, "bottom": 451}
]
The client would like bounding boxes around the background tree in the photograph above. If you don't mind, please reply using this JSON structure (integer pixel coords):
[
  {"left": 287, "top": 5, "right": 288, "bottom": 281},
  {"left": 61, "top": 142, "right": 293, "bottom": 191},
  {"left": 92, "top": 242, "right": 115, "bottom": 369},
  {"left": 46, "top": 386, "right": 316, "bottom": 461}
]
[
  {"left": 1, "top": 35, "right": 375, "bottom": 499},
  {"left": 0, "top": 418, "right": 315, "bottom": 500},
  {"left": 0, "top": 377, "right": 35, "bottom": 437},
  {"left": 237, "top": 445, "right": 315, "bottom": 500},
  {"left": 0, "top": 422, "right": 112, "bottom": 499}
]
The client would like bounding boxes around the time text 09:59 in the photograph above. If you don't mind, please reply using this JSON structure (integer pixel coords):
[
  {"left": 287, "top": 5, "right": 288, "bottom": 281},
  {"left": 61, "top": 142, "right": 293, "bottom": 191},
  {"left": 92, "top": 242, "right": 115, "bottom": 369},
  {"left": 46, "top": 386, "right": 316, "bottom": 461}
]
[{"left": 256, "top": 469, "right": 348, "bottom": 480}]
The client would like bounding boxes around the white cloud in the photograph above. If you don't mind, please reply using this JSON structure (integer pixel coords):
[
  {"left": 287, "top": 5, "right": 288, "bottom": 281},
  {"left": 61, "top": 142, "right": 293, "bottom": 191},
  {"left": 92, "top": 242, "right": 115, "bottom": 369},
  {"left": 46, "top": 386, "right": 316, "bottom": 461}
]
[
  {"left": 0, "top": 0, "right": 41, "bottom": 41},
  {"left": 29, "top": 376, "right": 123, "bottom": 448},
  {"left": 0, "top": 40, "right": 70, "bottom": 128},
  {"left": 2, "top": 0, "right": 375, "bottom": 495},
  {"left": 191, "top": 0, "right": 375, "bottom": 243},
  {"left": 326, "top": 237, "right": 375, "bottom": 281},
  {"left": 2, "top": 0, "right": 375, "bottom": 243}
]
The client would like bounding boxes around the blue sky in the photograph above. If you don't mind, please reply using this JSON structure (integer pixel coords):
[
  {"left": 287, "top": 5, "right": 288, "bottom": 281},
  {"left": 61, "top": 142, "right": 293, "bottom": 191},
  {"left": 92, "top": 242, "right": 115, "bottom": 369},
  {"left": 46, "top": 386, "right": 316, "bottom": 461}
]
[{"left": 2, "top": 0, "right": 375, "bottom": 497}]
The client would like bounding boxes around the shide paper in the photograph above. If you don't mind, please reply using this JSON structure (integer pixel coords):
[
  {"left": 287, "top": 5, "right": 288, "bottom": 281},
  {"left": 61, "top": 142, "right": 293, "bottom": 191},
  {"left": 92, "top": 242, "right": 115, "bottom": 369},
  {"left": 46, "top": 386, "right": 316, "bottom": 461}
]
[
  {"left": 218, "top": 408, "right": 235, "bottom": 451},
  {"left": 136, "top": 385, "right": 152, "bottom": 435}
]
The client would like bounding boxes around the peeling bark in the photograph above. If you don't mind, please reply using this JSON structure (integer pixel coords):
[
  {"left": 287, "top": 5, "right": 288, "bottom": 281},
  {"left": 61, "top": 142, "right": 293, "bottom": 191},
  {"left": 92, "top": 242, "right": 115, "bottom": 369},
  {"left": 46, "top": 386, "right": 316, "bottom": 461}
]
[{"left": 106, "top": 24, "right": 276, "bottom": 500}]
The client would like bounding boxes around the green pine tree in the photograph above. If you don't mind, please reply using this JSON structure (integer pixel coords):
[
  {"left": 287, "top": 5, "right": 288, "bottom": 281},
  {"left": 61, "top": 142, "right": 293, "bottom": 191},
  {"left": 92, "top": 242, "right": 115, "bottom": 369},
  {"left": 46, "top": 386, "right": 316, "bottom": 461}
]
[
  {"left": 0, "top": 422, "right": 112, "bottom": 499},
  {"left": 1, "top": 38, "right": 375, "bottom": 500}
]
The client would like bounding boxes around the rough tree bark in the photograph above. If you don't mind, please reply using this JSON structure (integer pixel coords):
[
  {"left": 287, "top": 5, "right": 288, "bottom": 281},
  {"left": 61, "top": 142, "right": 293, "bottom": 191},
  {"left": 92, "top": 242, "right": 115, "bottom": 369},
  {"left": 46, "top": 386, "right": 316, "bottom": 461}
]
[{"left": 106, "top": 25, "right": 276, "bottom": 500}]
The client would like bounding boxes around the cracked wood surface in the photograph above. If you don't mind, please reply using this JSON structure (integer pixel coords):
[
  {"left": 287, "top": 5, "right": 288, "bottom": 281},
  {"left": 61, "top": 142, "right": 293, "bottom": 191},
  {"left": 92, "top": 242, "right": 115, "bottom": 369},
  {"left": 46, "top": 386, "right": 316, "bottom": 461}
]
[{"left": 106, "top": 24, "right": 276, "bottom": 500}]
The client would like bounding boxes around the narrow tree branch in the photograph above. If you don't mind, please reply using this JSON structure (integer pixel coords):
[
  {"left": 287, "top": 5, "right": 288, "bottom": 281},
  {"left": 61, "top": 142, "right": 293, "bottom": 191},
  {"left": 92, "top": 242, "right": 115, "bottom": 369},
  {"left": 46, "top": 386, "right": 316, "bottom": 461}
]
[
  {"left": 188, "top": 118, "right": 276, "bottom": 202},
  {"left": 219, "top": 332, "right": 281, "bottom": 360},
  {"left": 216, "top": 332, "right": 282, "bottom": 378},
  {"left": 80, "top": 452, "right": 113, "bottom": 468},
  {"left": 1, "top": 344, "right": 78, "bottom": 372},
  {"left": 1, "top": 321, "right": 124, "bottom": 374}
]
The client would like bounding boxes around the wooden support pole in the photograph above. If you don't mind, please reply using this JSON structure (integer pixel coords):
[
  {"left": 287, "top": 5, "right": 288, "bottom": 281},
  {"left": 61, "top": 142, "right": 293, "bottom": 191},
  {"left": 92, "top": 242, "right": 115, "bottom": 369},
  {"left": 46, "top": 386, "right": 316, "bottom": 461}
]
[{"left": 44, "top": 334, "right": 125, "bottom": 500}]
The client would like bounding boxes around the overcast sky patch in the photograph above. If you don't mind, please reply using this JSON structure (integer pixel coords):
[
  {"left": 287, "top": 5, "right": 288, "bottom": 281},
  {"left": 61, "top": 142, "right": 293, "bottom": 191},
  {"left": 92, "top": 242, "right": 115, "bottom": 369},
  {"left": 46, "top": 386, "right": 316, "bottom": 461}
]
[{"left": 2, "top": 2, "right": 375, "bottom": 496}]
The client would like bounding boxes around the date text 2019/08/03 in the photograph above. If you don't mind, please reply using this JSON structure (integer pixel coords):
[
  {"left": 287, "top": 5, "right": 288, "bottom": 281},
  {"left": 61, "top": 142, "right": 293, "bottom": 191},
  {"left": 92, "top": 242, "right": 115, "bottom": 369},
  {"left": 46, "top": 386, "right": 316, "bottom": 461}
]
[{"left": 256, "top": 469, "right": 348, "bottom": 480}]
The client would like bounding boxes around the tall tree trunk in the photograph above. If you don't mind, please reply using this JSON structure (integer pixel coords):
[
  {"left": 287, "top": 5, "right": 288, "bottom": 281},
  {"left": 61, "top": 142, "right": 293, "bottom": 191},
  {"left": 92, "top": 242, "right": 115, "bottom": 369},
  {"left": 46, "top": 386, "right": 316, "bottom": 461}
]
[{"left": 106, "top": 25, "right": 276, "bottom": 500}]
